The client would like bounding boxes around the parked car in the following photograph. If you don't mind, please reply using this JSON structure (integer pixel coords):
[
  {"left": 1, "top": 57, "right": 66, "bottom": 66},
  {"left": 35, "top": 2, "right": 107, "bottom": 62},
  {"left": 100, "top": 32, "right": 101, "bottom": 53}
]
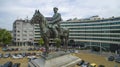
[
  {"left": 28, "top": 48, "right": 32, "bottom": 51},
  {"left": 21, "top": 53, "right": 26, "bottom": 57},
  {"left": 81, "top": 62, "right": 89, "bottom": 67},
  {"left": 12, "top": 63, "right": 20, "bottom": 67},
  {"left": 89, "top": 63, "right": 97, "bottom": 67},
  {"left": 26, "top": 53, "right": 32, "bottom": 56},
  {"left": 108, "top": 56, "right": 114, "bottom": 61},
  {"left": 40, "top": 47, "right": 45, "bottom": 52},
  {"left": 17, "top": 54, "right": 23, "bottom": 58},
  {"left": 2, "top": 48, "right": 8, "bottom": 51},
  {"left": 31, "top": 53, "right": 36, "bottom": 55},
  {"left": 27, "top": 56, "right": 36, "bottom": 59},
  {"left": 0, "top": 53, "right": 3, "bottom": 58},
  {"left": 12, "top": 54, "right": 23, "bottom": 59},
  {"left": 28, "top": 57, "right": 37, "bottom": 61},
  {"left": 31, "top": 48, "right": 36, "bottom": 51},
  {"left": 4, "top": 61, "right": 13, "bottom": 67},
  {"left": 115, "top": 57, "right": 120, "bottom": 63},
  {"left": 12, "top": 55, "right": 20, "bottom": 59},
  {"left": 4, "top": 53, "right": 10, "bottom": 58},
  {"left": 36, "top": 53, "right": 41, "bottom": 56},
  {"left": 14, "top": 48, "right": 18, "bottom": 51},
  {"left": 98, "top": 65, "right": 105, "bottom": 67},
  {"left": 77, "top": 60, "right": 84, "bottom": 66},
  {"left": 35, "top": 48, "right": 39, "bottom": 51}
]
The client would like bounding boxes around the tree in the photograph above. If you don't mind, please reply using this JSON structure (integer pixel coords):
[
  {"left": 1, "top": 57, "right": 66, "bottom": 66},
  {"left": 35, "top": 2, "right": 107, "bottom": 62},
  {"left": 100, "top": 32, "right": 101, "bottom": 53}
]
[
  {"left": 54, "top": 38, "right": 61, "bottom": 49},
  {"left": 38, "top": 38, "right": 44, "bottom": 46},
  {"left": 0, "top": 29, "right": 12, "bottom": 46}
]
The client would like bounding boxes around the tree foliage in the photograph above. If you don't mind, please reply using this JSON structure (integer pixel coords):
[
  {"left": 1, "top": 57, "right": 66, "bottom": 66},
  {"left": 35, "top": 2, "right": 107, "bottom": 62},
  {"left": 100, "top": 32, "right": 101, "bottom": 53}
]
[
  {"left": 54, "top": 38, "right": 61, "bottom": 48},
  {"left": 0, "top": 29, "right": 12, "bottom": 45},
  {"left": 38, "top": 38, "right": 44, "bottom": 46}
]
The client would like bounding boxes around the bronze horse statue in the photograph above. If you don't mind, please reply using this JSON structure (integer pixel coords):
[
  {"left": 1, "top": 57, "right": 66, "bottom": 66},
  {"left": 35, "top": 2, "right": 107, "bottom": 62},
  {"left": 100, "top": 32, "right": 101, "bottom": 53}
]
[{"left": 31, "top": 10, "right": 69, "bottom": 55}]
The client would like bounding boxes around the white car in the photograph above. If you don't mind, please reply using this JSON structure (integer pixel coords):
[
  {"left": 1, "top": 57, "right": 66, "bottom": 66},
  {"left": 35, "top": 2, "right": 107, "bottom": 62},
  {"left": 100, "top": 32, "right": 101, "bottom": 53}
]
[
  {"left": 12, "top": 55, "right": 19, "bottom": 59},
  {"left": 17, "top": 54, "right": 23, "bottom": 58},
  {"left": 12, "top": 54, "right": 23, "bottom": 59},
  {"left": 27, "top": 56, "right": 36, "bottom": 59}
]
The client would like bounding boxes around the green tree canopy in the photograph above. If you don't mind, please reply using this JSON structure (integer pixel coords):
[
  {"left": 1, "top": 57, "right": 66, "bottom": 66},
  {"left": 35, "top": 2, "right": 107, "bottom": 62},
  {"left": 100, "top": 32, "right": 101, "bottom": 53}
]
[
  {"left": 54, "top": 38, "right": 61, "bottom": 48},
  {"left": 38, "top": 38, "right": 44, "bottom": 46},
  {"left": 0, "top": 29, "right": 12, "bottom": 45}
]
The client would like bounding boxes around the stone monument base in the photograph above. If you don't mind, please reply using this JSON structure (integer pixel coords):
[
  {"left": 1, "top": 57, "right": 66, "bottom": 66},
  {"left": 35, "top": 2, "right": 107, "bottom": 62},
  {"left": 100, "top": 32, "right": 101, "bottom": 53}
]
[{"left": 28, "top": 52, "right": 81, "bottom": 67}]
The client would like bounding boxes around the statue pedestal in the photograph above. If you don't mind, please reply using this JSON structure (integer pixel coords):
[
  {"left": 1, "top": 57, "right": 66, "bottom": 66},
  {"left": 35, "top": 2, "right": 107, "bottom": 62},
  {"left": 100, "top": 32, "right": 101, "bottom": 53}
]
[{"left": 28, "top": 52, "right": 81, "bottom": 67}]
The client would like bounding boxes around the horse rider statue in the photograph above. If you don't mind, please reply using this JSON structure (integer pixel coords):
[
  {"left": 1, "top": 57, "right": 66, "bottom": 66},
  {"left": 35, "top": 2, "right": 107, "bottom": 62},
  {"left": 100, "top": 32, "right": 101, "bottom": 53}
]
[{"left": 48, "top": 7, "right": 62, "bottom": 38}]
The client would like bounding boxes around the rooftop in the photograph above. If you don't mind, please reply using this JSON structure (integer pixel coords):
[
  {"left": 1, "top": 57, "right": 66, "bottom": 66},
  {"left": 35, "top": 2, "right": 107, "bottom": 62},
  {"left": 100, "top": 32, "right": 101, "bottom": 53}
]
[{"left": 65, "top": 16, "right": 120, "bottom": 22}]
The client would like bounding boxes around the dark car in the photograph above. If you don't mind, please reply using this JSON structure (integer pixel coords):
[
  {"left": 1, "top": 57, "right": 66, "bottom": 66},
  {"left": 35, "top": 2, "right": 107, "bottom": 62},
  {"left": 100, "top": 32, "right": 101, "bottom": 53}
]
[
  {"left": 4, "top": 53, "right": 10, "bottom": 58},
  {"left": 26, "top": 53, "right": 31, "bottom": 56},
  {"left": 108, "top": 56, "right": 114, "bottom": 61},
  {"left": 12, "top": 63, "right": 20, "bottom": 67},
  {"left": 115, "top": 57, "right": 120, "bottom": 63},
  {"left": 77, "top": 60, "right": 85, "bottom": 66},
  {"left": 31, "top": 53, "right": 36, "bottom": 55},
  {"left": 28, "top": 48, "right": 32, "bottom": 51},
  {"left": 4, "top": 61, "right": 13, "bottom": 67},
  {"left": 31, "top": 48, "right": 36, "bottom": 51},
  {"left": 98, "top": 65, "right": 105, "bottom": 67},
  {"left": 21, "top": 53, "right": 26, "bottom": 57}
]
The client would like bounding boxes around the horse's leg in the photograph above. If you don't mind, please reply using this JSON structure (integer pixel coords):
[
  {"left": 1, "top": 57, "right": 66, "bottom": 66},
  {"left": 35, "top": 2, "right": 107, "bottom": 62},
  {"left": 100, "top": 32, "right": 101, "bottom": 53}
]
[
  {"left": 43, "top": 35, "right": 49, "bottom": 57},
  {"left": 64, "top": 30, "right": 69, "bottom": 51}
]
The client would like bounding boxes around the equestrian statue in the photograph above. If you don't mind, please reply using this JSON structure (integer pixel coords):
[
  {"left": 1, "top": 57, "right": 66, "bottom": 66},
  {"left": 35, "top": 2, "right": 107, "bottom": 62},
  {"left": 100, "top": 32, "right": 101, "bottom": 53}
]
[{"left": 31, "top": 7, "right": 69, "bottom": 56}]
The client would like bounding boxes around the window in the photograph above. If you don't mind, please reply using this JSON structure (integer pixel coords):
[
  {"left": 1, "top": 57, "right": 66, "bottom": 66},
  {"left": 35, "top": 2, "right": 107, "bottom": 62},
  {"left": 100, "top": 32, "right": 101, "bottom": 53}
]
[
  {"left": 23, "top": 39, "right": 26, "bottom": 40},
  {"left": 23, "top": 34, "right": 27, "bottom": 36},
  {"left": 17, "top": 30, "right": 20, "bottom": 33},
  {"left": 29, "top": 38, "right": 33, "bottom": 40}
]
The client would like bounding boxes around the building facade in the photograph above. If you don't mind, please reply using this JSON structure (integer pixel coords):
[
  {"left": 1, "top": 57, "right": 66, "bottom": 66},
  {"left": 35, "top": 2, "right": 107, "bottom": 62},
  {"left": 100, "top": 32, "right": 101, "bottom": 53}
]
[
  {"left": 13, "top": 15, "right": 120, "bottom": 51},
  {"left": 61, "top": 16, "right": 120, "bottom": 50},
  {"left": 13, "top": 19, "right": 34, "bottom": 46}
]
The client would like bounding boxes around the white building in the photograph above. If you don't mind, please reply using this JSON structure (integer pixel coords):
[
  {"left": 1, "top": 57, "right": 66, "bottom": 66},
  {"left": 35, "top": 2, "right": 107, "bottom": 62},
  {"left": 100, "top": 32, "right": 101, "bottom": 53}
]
[{"left": 13, "top": 19, "right": 34, "bottom": 46}]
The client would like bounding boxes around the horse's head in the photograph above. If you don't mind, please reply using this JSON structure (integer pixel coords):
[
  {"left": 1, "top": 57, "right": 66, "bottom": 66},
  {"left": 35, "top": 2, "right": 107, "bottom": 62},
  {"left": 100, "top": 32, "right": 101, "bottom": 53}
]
[
  {"left": 31, "top": 10, "right": 45, "bottom": 25},
  {"left": 31, "top": 10, "right": 48, "bottom": 33}
]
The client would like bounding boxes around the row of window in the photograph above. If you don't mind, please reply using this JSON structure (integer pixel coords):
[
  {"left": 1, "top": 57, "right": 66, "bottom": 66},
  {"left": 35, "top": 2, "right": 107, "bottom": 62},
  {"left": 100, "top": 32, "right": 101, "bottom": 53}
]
[
  {"left": 14, "top": 34, "right": 33, "bottom": 36},
  {"left": 61, "top": 21, "right": 120, "bottom": 26},
  {"left": 69, "top": 37, "right": 120, "bottom": 42},
  {"left": 69, "top": 34, "right": 120, "bottom": 37},
  {"left": 70, "top": 30, "right": 120, "bottom": 33},
  {"left": 14, "top": 30, "right": 33, "bottom": 33},
  {"left": 14, "top": 38, "right": 33, "bottom": 41},
  {"left": 69, "top": 26, "right": 120, "bottom": 30}
]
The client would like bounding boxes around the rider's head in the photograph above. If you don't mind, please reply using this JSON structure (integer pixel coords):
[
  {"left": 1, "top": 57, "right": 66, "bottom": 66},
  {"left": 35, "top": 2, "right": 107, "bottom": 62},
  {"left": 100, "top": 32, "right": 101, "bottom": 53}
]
[{"left": 53, "top": 7, "right": 58, "bottom": 13}]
